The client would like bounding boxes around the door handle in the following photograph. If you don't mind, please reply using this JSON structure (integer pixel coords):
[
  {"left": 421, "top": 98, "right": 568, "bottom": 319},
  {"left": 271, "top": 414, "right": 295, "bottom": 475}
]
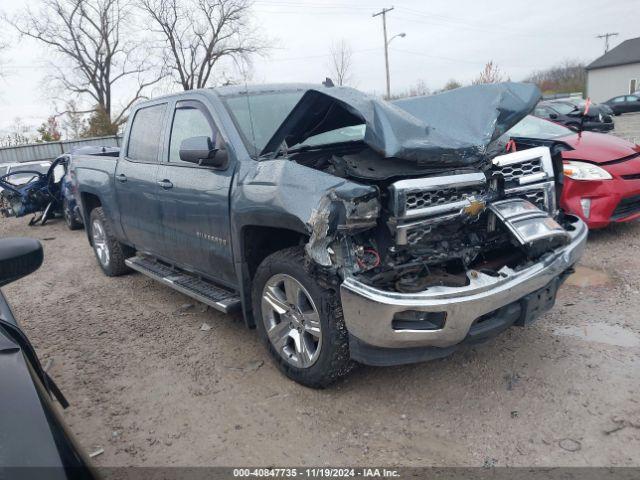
[
  {"left": 157, "top": 179, "right": 173, "bottom": 189},
  {"left": 116, "top": 173, "right": 127, "bottom": 183}
]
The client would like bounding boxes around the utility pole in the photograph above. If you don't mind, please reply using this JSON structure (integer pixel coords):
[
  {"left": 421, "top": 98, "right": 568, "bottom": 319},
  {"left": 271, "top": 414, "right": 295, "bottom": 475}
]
[
  {"left": 373, "top": 6, "right": 394, "bottom": 99},
  {"left": 596, "top": 32, "right": 618, "bottom": 54}
]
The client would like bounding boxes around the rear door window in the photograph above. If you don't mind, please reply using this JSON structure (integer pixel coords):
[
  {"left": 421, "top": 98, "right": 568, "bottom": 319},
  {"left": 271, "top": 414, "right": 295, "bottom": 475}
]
[{"left": 127, "top": 104, "right": 167, "bottom": 162}]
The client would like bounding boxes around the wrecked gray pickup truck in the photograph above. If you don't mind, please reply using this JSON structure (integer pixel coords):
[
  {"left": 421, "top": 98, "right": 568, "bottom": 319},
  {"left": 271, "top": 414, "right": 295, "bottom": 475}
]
[{"left": 70, "top": 82, "right": 587, "bottom": 387}]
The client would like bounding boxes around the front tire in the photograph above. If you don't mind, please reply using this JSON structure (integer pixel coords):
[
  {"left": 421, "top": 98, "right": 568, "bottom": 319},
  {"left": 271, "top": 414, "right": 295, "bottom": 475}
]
[
  {"left": 89, "top": 207, "right": 132, "bottom": 277},
  {"left": 252, "top": 247, "right": 353, "bottom": 388}
]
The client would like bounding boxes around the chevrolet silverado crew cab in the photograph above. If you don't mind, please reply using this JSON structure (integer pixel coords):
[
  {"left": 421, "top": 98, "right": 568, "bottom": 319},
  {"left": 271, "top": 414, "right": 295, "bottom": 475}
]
[{"left": 71, "top": 82, "right": 587, "bottom": 387}]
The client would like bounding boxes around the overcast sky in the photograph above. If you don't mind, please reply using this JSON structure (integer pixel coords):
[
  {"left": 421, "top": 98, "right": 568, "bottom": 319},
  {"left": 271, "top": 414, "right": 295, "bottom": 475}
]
[{"left": 0, "top": 0, "right": 637, "bottom": 135}]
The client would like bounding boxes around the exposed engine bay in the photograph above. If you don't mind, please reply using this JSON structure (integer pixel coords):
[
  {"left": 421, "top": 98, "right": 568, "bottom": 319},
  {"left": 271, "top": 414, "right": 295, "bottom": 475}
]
[{"left": 293, "top": 141, "right": 571, "bottom": 293}]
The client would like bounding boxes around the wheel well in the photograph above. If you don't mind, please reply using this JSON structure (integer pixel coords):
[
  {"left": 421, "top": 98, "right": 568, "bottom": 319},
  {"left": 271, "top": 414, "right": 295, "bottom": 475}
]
[
  {"left": 80, "top": 193, "right": 102, "bottom": 243},
  {"left": 242, "top": 226, "right": 308, "bottom": 280}
]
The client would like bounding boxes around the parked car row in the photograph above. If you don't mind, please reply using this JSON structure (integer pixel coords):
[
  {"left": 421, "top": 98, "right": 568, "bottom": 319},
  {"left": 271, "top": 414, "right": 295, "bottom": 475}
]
[{"left": 533, "top": 99, "right": 614, "bottom": 132}]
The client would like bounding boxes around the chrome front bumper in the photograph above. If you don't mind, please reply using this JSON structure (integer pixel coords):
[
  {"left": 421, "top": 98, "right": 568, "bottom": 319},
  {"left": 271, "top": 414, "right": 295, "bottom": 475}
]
[{"left": 340, "top": 216, "right": 588, "bottom": 350}]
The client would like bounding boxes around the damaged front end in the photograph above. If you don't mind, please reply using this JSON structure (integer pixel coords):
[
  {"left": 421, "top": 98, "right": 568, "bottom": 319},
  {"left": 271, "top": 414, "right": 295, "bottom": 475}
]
[
  {"left": 306, "top": 186, "right": 379, "bottom": 268},
  {"left": 268, "top": 83, "right": 581, "bottom": 298},
  {"left": 304, "top": 144, "right": 576, "bottom": 294},
  {"left": 232, "top": 81, "right": 588, "bottom": 360}
]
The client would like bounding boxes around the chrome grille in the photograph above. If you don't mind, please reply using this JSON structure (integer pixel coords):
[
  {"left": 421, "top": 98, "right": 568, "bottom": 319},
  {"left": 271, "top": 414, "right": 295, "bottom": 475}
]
[
  {"left": 389, "top": 147, "right": 557, "bottom": 246},
  {"left": 405, "top": 187, "right": 486, "bottom": 211},
  {"left": 389, "top": 172, "right": 487, "bottom": 220},
  {"left": 492, "top": 146, "right": 554, "bottom": 187},
  {"left": 405, "top": 225, "right": 432, "bottom": 245},
  {"left": 520, "top": 189, "right": 546, "bottom": 209},
  {"left": 494, "top": 159, "right": 542, "bottom": 183}
]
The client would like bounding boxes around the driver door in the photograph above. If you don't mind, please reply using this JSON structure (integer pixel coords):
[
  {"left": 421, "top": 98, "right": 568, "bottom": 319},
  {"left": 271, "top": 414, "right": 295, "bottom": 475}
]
[{"left": 155, "top": 100, "right": 236, "bottom": 285}]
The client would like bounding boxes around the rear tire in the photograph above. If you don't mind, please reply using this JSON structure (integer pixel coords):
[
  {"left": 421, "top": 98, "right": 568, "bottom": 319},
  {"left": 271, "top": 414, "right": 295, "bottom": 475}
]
[
  {"left": 63, "top": 198, "right": 82, "bottom": 230},
  {"left": 89, "top": 207, "right": 132, "bottom": 277},
  {"left": 252, "top": 246, "right": 354, "bottom": 388}
]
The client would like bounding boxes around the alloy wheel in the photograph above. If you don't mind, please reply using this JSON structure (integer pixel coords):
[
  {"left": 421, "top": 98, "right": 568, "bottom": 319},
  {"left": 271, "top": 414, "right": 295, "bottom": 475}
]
[
  {"left": 261, "top": 273, "right": 322, "bottom": 368},
  {"left": 92, "top": 219, "right": 110, "bottom": 267}
]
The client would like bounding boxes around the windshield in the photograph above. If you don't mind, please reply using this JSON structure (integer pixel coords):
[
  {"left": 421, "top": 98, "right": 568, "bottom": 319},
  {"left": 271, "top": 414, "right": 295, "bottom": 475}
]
[
  {"left": 507, "top": 115, "right": 573, "bottom": 140},
  {"left": 294, "top": 124, "right": 366, "bottom": 149},
  {"left": 223, "top": 91, "right": 304, "bottom": 155}
]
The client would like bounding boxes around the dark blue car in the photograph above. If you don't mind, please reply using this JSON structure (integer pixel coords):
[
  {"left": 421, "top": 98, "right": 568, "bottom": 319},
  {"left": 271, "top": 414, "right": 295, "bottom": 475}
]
[{"left": 0, "top": 146, "right": 119, "bottom": 229}]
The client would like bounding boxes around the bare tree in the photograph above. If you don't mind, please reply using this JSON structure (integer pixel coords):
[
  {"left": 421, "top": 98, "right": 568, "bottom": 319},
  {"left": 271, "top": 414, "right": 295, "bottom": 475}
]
[
  {"left": 0, "top": 37, "right": 7, "bottom": 77},
  {"left": 140, "top": 0, "right": 266, "bottom": 90},
  {"left": 525, "top": 60, "right": 586, "bottom": 94},
  {"left": 61, "top": 100, "right": 88, "bottom": 139},
  {"left": 0, "top": 118, "right": 34, "bottom": 147},
  {"left": 329, "top": 39, "right": 354, "bottom": 86},
  {"left": 442, "top": 79, "right": 462, "bottom": 91},
  {"left": 9, "top": 0, "right": 163, "bottom": 131},
  {"left": 472, "top": 61, "right": 508, "bottom": 85}
]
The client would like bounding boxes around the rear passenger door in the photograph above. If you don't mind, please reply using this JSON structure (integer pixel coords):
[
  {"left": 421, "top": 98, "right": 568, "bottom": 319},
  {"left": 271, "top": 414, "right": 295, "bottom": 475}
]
[
  {"left": 156, "top": 99, "right": 236, "bottom": 285},
  {"left": 115, "top": 102, "right": 167, "bottom": 252}
]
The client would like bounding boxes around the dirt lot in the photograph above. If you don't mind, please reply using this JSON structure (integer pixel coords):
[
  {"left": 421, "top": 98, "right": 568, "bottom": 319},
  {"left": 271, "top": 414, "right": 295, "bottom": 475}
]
[
  {"left": 2, "top": 216, "right": 639, "bottom": 467},
  {"left": 2, "top": 115, "right": 640, "bottom": 467}
]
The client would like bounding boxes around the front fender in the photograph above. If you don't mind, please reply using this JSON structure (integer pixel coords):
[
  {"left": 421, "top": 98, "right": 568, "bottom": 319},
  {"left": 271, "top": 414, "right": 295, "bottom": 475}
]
[{"left": 230, "top": 159, "right": 379, "bottom": 265}]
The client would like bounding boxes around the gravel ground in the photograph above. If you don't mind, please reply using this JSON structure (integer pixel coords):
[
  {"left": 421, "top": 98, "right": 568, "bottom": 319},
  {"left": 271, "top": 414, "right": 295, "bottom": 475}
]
[
  {"left": 3, "top": 117, "right": 640, "bottom": 467},
  {"left": 2, "top": 213, "right": 639, "bottom": 468},
  {"left": 613, "top": 112, "right": 640, "bottom": 144}
]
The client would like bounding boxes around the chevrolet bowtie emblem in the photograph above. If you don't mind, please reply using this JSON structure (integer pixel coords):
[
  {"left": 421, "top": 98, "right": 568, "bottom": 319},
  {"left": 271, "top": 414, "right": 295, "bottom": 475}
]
[{"left": 463, "top": 198, "right": 486, "bottom": 217}]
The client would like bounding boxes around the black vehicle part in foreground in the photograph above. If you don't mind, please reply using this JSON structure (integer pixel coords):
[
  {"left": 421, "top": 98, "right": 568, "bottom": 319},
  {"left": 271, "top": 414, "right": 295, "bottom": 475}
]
[{"left": 0, "top": 237, "right": 95, "bottom": 479}]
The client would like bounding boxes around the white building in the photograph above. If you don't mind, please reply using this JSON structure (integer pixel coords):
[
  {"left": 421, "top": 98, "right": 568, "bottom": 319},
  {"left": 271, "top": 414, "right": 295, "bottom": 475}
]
[{"left": 586, "top": 37, "right": 640, "bottom": 103}]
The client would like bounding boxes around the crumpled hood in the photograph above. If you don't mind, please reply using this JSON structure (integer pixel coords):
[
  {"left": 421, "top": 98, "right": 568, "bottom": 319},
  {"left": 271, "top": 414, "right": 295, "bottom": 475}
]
[{"left": 260, "top": 82, "right": 541, "bottom": 167}]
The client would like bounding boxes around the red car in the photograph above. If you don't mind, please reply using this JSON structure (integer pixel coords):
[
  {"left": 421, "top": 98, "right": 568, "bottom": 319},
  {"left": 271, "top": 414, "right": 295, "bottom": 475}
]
[{"left": 508, "top": 115, "right": 640, "bottom": 229}]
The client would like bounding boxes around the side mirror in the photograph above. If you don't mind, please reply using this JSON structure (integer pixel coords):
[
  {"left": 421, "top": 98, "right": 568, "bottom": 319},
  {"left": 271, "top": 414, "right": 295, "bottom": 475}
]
[
  {"left": 549, "top": 113, "right": 558, "bottom": 120},
  {"left": 179, "top": 136, "right": 227, "bottom": 168},
  {"left": 0, "top": 238, "right": 43, "bottom": 287}
]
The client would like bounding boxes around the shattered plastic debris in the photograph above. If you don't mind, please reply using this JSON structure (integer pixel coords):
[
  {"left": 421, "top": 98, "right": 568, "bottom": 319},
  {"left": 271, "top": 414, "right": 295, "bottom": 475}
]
[
  {"left": 89, "top": 448, "right": 105, "bottom": 458},
  {"left": 305, "top": 189, "right": 379, "bottom": 267}
]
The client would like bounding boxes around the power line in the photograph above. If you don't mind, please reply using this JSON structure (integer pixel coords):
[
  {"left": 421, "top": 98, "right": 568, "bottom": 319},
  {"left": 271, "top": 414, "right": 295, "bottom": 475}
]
[{"left": 596, "top": 32, "right": 618, "bottom": 53}]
